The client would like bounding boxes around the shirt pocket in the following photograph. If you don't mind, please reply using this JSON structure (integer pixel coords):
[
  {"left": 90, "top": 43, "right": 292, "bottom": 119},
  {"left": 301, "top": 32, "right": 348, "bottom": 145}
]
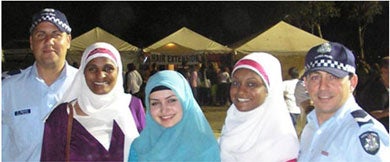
[{"left": 10, "top": 106, "right": 43, "bottom": 151}]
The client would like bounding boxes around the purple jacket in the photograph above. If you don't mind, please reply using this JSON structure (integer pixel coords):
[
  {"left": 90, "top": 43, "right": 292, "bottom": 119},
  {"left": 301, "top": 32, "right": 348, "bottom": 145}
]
[{"left": 41, "top": 96, "right": 145, "bottom": 161}]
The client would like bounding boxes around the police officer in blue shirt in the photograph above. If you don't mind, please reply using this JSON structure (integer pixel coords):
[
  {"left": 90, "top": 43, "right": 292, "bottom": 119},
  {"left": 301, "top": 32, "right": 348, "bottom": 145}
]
[
  {"left": 2, "top": 8, "right": 77, "bottom": 161},
  {"left": 298, "top": 42, "right": 389, "bottom": 161}
]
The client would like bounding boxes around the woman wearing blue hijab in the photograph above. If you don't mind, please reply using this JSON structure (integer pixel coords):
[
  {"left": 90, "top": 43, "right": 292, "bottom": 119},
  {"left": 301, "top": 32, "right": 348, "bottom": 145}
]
[{"left": 128, "top": 70, "right": 220, "bottom": 161}]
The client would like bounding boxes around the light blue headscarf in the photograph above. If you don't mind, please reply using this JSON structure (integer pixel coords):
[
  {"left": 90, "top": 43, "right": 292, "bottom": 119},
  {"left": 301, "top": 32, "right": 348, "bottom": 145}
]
[{"left": 129, "top": 70, "right": 220, "bottom": 161}]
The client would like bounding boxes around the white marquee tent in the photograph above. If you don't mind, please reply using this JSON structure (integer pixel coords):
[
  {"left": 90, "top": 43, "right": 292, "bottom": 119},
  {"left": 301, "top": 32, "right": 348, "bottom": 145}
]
[
  {"left": 233, "top": 21, "right": 328, "bottom": 79},
  {"left": 68, "top": 27, "right": 141, "bottom": 69},
  {"left": 144, "top": 27, "right": 232, "bottom": 55},
  {"left": 143, "top": 27, "right": 232, "bottom": 65}
]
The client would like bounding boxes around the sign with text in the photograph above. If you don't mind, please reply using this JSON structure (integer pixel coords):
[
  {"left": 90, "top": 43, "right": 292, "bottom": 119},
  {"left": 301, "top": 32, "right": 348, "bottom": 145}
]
[{"left": 150, "top": 54, "right": 201, "bottom": 65}]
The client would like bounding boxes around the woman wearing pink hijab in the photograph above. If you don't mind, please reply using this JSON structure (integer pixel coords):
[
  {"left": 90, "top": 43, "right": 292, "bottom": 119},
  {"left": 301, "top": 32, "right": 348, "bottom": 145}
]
[{"left": 219, "top": 52, "right": 299, "bottom": 161}]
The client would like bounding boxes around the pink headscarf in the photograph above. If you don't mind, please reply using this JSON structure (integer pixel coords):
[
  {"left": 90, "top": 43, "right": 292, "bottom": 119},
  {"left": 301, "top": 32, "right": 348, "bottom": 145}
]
[
  {"left": 59, "top": 42, "right": 139, "bottom": 160},
  {"left": 219, "top": 52, "right": 299, "bottom": 161}
]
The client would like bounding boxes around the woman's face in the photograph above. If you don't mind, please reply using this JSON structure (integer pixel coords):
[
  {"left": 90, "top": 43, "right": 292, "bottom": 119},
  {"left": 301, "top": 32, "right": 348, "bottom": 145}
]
[
  {"left": 149, "top": 89, "right": 183, "bottom": 128},
  {"left": 230, "top": 68, "right": 268, "bottom": 112},
  {"left": 84, "top": 57, "right": 118, "bottom": 94}
]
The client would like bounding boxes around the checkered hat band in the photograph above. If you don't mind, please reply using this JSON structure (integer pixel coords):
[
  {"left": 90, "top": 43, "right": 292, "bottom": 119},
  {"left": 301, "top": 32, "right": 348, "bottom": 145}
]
[
  {"left": 30, "top": 15, "right": 71, "bottom": 33},
  {"left": 306, "top": 59, "right": 355, "bottom": 73}
]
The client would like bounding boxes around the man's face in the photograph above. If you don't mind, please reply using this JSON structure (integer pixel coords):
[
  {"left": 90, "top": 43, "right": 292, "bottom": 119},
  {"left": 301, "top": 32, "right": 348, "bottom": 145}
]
[
  {"left": 29, "top": 21, "right": 71, "bottom": 69},
  {"left": 304, "top": 71, "right": 357, "bottom": 118}
]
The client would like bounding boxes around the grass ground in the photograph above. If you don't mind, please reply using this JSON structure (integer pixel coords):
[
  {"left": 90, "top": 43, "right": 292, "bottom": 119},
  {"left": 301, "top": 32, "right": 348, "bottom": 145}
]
[{"left": 201, "top": 105, "right": 229, "bottom": 138}]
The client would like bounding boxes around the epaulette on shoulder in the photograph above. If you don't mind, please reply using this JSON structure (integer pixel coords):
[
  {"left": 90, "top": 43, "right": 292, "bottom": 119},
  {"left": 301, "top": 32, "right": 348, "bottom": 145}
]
[
  {"left": 7, "top": 69, "right": 22, "bottom": 76},
  {"left": 351, "top": 110, "right": 373, "bottom": 127},
  {"left": 7, "top": 69, "right": 21, "bottom": 75},
  {"left": 2, "top": 69, "right": 21, "bottom": 80}
]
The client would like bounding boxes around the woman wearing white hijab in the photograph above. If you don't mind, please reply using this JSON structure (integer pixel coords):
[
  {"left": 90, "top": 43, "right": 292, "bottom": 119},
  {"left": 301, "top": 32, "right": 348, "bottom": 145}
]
[
  {"left": 41, "top": 42, "right": 144, "bottom": 161},
  {"left": 219, "top": 52, "right": 299, "bottom": 161}
]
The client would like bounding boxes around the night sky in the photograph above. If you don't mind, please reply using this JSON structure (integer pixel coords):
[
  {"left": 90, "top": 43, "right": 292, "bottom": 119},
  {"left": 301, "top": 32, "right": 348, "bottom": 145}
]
[{"left": 2, "top": 1, "right": 389, "bottom": 63}]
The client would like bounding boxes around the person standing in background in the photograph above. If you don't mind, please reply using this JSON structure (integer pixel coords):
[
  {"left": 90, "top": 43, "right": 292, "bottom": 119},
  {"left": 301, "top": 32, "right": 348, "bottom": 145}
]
[
  {"left": 355, "top": 56, "right": 389, "bottom": 132},
  {"left": 149, "top": 62, "right": 158, "bottom": 76},
  {"left": 283, "top": 67, "right": 301, "bottom": 126},
  {"left": 189, "top": 64, "right": 200, "bottom": 103},
  {"left": 198, "top": 63, "right": 211, "bottom": 106},
  {"left": 206, "top": 62, "right": 219, "bottom": 106},
  {"left": 294, "top": 78, "right": 314, "bottom": 138},
  {"left": 125, "top": 63, "right": 143, "bottom": 98},
  {"left": 2, "top": 8, "right": 78, "bottom": 161},
  {"left": 217, "top": 66, "right": 231, "bottom": 106}
]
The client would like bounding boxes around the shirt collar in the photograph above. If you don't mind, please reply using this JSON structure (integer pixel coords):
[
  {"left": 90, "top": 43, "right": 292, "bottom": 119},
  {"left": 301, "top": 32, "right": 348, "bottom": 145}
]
[
  {"left": 30, "top": 61, "right": 71, "bottom": 81},
  {"left": 307, "top": 95, "right": 356, "bottom": 128}
]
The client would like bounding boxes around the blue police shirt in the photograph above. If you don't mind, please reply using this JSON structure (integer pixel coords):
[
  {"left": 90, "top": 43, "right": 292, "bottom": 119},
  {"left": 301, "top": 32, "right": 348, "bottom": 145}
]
[
  {"left": 2, "top": 62, "right": 77, "bottom": 161},
  {"left": 298, "top": 96, "right": 390, "bottom": 162}
]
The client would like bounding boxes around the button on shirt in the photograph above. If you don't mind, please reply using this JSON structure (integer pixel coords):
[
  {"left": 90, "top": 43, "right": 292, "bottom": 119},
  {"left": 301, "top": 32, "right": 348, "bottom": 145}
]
[
  {"left": 298, "top": 96, "right": 390, "bottom": 162},
  {"left": 2, "top": 62, "right": 77, "bottom": 161}
]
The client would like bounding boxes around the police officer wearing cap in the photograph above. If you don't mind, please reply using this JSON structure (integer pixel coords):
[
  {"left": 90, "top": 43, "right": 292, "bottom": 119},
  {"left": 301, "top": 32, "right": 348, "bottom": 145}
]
[
  {"left": 298, "top": 42, "right": 389, "bottom": 161},
  {"left": 2, "top": 8, "right": 77, "bottom": 161}
]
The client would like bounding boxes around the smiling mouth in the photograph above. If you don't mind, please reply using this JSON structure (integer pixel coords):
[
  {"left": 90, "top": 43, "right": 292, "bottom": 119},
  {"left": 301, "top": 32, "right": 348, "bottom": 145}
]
[
  {"left": 318, "top": 94, "right": 332, "bottom": 100},
  {"left": 94, "top": 82, "right": 108, "bottom": 86},
  {"left": 237, "top": 98, "right": 250, "bottom": 102},
  {"left": 160, "top": 114, "right": 174, "bottom": 120}
]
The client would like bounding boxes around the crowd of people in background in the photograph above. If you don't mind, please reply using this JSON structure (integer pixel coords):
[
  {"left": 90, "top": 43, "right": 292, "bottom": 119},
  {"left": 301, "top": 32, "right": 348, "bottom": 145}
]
[
  {"left": 133, "top": 60, "right": 234, "bottom": 108},
  {"left": 2, "top": 7, "right": 389, "bottom": 162}
]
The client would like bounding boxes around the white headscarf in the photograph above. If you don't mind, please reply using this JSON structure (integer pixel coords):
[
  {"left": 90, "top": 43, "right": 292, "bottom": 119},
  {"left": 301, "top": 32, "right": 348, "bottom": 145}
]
[
  {"left": 59, "top": 42, "right": 139, "bottom": 160},
  {"left": 219, "top": 52, "right": 299, "bottom": 161}
]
